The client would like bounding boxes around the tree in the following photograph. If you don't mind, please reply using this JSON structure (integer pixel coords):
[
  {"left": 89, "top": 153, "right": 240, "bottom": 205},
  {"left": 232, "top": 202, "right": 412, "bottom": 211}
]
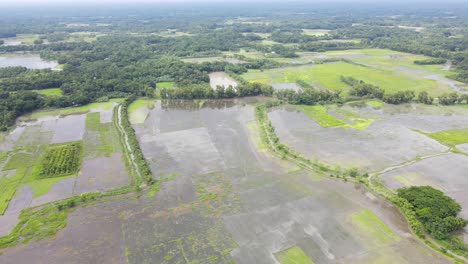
[{"left": 417, "top": 91, "right": 433, "bottom": 105}]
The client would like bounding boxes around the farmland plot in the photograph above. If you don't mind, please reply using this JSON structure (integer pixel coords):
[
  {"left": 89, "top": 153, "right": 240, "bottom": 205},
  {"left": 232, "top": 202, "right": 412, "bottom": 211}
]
[{"left": 0, "top": 102, "right": 129, "bottom": 236}]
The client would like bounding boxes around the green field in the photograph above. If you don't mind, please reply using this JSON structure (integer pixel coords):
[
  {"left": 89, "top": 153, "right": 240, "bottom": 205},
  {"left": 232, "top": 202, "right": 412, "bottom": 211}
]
[
  {"left": 33, "top": 88, "right": 63, "bottom": 97},
  {"left": 83, "top": 112, "right": 121, "bottom": 158},
  {"left": 418, "top": 128, "right": 468, "bottom": 147},
  {"left": 294, "top": 105, "right": 374, "bottom": 130},
  {"left": 242, "top": 61, "right": 450, "bottom": 96},
  {"left": 349, "top": 209, "right": 400, "bottom": 248},
  {"left": 276, "top": 246, "right": 314, "bottom": 264}
]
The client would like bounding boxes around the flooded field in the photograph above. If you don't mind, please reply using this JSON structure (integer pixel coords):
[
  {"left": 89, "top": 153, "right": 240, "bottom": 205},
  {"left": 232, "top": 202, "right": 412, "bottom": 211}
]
[
  {"left": 209, "top": 72, "right": 238, "bottom": 89},
  {"left": 0, "top": 99, "right": 450, "bottom": 263},
  {"left": 0, "top": 102, "right": 128, "bottom": 237},
  {"left": 269, "top": 103, "right": 468, "bottom": 171},
  {"left": 0, "top": 54, "right": 59, "bottom": 70}
]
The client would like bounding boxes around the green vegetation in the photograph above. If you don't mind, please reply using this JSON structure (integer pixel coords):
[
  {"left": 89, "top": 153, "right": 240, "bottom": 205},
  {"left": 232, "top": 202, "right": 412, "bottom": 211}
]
[
  {"left": 120, "top": 96, "right": 155, "bottom": 185},
  {"left": 276, "top": 246, "right": 314, "bottom": 264},
  {"left": 84, "top": 112, "right": 121, "bottom": 157},
  {"left": 37, "top": 142, "right": 82, "bottom": 179},
  {"left": 417, "top": 128, "right": 468, "bottom": 147},
  {"left": 397, "top": 186, "right": 467, "bottom": 240},
  {"left": 32, "top": 88, "right": 63, "bottom": 97},
  {"left": 350, "top": 209, "right": 400, "bottom": 247},
  {"left": 294, "top": 105, "right": 374, "bottom": 130},
  {"left": 242, "top": 61, "right": 449, "bottom": 96},
  {"left": 295, "top": 105, "right": 345, "bottom": 127},
  {"left": 366, "top": 100, "right": 383, "bottom": 109}
]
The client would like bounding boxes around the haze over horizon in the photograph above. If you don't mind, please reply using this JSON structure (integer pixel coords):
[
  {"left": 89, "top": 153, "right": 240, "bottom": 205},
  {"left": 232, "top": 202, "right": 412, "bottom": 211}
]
[{"left": 1, "top": 0, "right": 466, "bottom": 6}]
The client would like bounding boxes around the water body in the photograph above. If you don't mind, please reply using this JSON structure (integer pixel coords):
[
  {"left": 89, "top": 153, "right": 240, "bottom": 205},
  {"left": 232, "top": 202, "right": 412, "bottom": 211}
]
[{"left": 0, "top": 54, "right": 59, "bottom": 70}]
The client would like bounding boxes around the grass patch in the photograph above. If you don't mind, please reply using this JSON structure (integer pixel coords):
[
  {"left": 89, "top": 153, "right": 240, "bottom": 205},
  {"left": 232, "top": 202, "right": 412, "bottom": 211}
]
[
  {"left": 83, "top": 112, "right": 121, "bottom": 158},
  {"left": 37, "top": 142, "right": 82, "bottom": 179},
  {"left": 0, "top": 152, "right": 37, "bottom": 214},
  {"left": 33, "top": 88, "right": 63, "bottom": 97},
  {"left": 295, "top": 105, "right": 346, "bottom": 127},
  {"left": 417, "top": 128, "right": 468, "bottom": 147},
  {"left": 275, "top": 246, "right": 314, "bottom": 264},
  {"left": 128, "top": 99, "right": 153, "bottom": 124},
  {"left": 294, "top": 104, "right": 374, "bottom": 130},
  {"left": 349, "top": 209, "right": 400, "bottom": 248},
  {"left": 246, "top": 120, "right": 267, "bottom": 150},
  {"left": 156, "top": 82, "right": 174, "bottom": 89},
  {"left": 366, "top": 100, "right": 383, "bottom": 109}
]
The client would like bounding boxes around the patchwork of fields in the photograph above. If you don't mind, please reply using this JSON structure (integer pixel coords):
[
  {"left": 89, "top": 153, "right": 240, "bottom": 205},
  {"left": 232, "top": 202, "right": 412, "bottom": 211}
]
[
  {"left": 241, "top": 49, "right": 467, "bottom": 96},
  {"left": 0, "top": 101, "right": 129, "bottom": 237}
]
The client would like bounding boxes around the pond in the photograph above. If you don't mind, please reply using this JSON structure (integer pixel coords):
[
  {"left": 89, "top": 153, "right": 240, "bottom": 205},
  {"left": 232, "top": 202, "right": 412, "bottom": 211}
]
[{"left": 0, "top": 54, "right": 59, "bottom": 70}]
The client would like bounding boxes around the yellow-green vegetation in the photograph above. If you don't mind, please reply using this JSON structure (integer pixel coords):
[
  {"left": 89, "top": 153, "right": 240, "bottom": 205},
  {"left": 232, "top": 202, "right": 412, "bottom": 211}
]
[
  {"left": 128, "top": 99, "right": 154, "bottom": 124},
  {"left": 276, "top": 246, "right": 314, "bottom": 264},
  {"left": 417, "top": 128, "right": 468, "bottom": 147},
  {"left": 295, "top": 105, "right": 345, "bottom": 127},
  {"left": 84, "top": 112, "right": 121, "bottom": 157},
  {"left": 15, "top": 34, "right": 39, "bottom": 44},
  {"left": 246, "top": 120, "right": 267, "bottom": 150},
  {"left": 302, "top": 29, "right": 330, "bottom": 36},
  {"left": 37, "top": 142, "right": 82, "bottom": 179},
  {"left": 393, "top": 172, "right": 441, "bottom": 189},
  {"left": 22, "top": 99, "right": 122, "bottom": 121},
  {"left": 32, "top": 88, "right": 63, "bottom": 97},
  {"left": 366, "top": 100, "right": 383, "bottom": 109},
  {"left": 0, "top": 152, "right": 36, "bottom": 214},
  {"left": 294, "top": 105, "right": 374, "bottom": 130},
  {"left": 349, "top": 209, "right": 400, "bottom": 248},
  {"left": 242, "top": 61, "right": 449, "bottom": 96},
  {"left": 27, "top": 176, "right": 75, "bottom": 198},
  {"left": 156, "top": 82, "right": 174, "bottom": 89}
]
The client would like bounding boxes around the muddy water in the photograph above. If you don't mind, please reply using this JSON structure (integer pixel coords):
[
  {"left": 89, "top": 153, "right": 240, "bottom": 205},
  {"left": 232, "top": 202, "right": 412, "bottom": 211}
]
[
  {"left": 0, "top": 98, "right": 450, "bottom": 264},
  {"left": 0, "top": 54, "right": 59, "bottom": 70}
]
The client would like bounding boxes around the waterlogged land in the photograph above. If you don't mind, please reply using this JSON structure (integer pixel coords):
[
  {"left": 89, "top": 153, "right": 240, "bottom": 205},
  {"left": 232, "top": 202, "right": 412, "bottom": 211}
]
[
  {"left": 0, "top": 101, "right": 129, "bottom": 237},
  {"left": 0, "top": 99, "right": 450, "bottom": 263},
  {"left": 268, "top": 101, "right": 468, "bottom": 245}
]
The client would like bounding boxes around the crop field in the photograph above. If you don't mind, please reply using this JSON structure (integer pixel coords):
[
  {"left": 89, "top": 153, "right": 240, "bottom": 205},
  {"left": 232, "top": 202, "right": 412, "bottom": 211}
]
[
  {"left": 0, "top": 101, "right": 128, "bottom": 237},
  {"left": 0, "top": 99, "right": 449, "bottom": 263},
  {"left": 241, "top": 49, "right": 466, "bottom": 95},
  {"left": 37, "top": 142, "right": 82, "bottom": 179}
]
